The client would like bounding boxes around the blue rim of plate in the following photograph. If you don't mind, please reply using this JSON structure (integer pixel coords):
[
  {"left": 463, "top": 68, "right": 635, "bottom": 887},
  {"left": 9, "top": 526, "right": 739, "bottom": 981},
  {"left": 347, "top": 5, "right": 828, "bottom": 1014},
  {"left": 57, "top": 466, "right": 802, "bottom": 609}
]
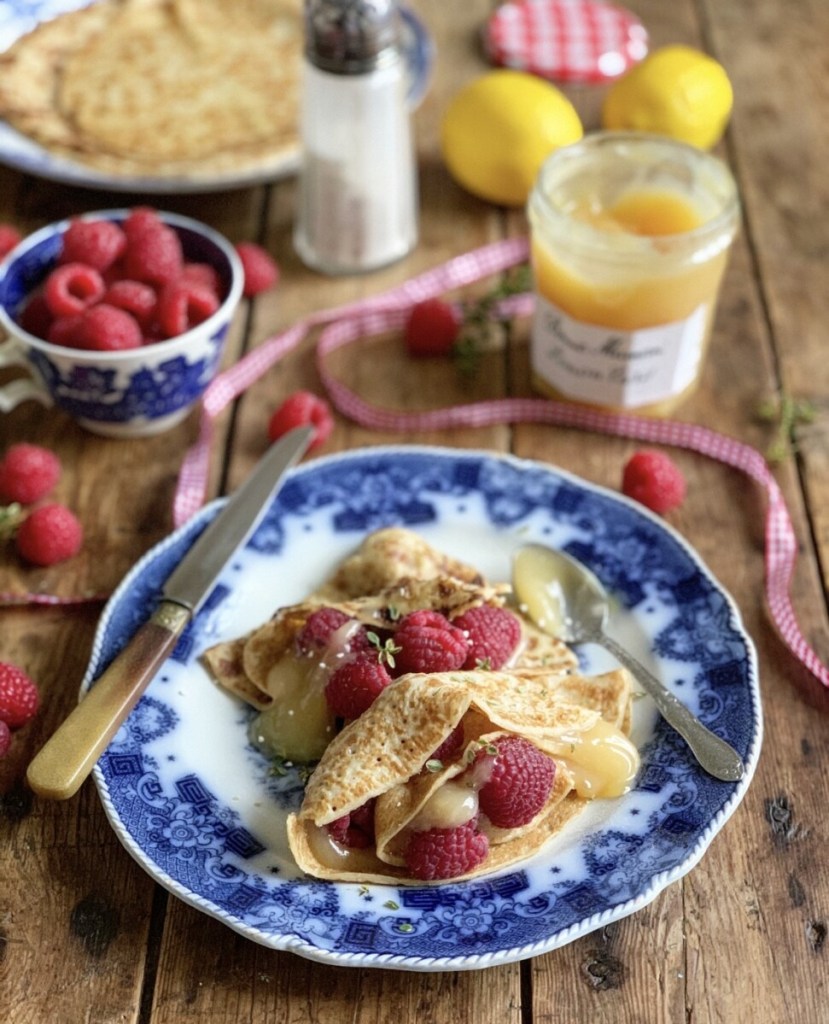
[
  {"left": 87, "top": 446, "right": 762, "bottom": 971},
  {"left": 0, "top": 1, "right": 433, "bottom": 193}
]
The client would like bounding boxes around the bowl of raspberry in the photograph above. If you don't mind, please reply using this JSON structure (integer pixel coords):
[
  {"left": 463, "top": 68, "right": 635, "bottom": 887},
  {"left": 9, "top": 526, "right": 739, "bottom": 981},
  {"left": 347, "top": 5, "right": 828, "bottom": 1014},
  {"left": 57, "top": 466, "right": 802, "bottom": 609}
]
[{"left": 0, "top": 207, "right": 243, "bottom": 437}]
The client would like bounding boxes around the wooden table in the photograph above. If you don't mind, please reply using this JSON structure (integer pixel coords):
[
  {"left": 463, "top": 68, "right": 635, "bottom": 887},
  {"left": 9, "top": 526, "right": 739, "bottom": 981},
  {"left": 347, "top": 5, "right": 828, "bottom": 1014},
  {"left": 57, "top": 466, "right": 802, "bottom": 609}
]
[{"left": 2, "top": 1, "right": 827, "bottom": 1021}]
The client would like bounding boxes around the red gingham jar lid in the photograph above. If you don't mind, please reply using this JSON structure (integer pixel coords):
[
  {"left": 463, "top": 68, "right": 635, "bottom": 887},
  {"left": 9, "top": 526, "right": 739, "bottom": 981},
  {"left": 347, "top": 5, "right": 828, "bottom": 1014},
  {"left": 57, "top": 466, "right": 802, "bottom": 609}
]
[{"left": 483, "top": 0, "right": 649, "bottom": 84}]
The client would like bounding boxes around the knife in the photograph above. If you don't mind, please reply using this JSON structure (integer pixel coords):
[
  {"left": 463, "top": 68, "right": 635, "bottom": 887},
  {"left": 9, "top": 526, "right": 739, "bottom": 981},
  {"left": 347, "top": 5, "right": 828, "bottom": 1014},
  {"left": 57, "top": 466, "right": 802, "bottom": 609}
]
[{"left": 26, "top": 425, "right": 314, "bottom": 801}]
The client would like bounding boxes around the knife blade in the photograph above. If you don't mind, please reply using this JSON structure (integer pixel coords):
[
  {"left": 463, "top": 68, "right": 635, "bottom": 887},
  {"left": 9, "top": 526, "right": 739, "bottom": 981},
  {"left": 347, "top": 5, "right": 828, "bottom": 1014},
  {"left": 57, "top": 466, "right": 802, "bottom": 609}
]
[{"left": 26, "top": 425, "right": 314, "bottom": 801}]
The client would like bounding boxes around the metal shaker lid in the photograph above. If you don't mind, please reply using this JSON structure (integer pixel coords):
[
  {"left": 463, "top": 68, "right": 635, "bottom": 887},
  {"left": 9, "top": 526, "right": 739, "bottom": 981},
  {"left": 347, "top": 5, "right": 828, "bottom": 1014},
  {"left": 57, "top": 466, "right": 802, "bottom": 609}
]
[{"left": 304, "top": 0, "right": 403, "bottom": 74}]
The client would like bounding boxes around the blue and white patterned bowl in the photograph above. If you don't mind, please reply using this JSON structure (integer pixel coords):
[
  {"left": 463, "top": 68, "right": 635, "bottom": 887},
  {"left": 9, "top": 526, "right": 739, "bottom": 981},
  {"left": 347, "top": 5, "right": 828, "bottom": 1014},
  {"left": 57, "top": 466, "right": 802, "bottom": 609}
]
[
  {"left": 0, "top": 209, "right": 243, "bottom": 437},
  {"left": 86, "top": 446, "right": 762, "bottom": 970}
]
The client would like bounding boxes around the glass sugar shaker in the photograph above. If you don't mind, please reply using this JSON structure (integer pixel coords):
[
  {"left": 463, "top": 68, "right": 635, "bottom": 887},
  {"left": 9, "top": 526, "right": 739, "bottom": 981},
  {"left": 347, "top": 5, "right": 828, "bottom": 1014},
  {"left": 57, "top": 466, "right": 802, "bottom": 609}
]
[{"left": 294, "top": 0, "right": 419, "bottom": 274}]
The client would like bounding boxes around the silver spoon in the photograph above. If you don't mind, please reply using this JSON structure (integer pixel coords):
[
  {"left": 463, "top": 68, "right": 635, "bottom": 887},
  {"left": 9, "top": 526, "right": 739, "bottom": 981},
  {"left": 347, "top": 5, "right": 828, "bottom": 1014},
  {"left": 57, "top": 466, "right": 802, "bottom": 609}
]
[{"left": 513, "top": 544, "right": 745, "bottom": 783}]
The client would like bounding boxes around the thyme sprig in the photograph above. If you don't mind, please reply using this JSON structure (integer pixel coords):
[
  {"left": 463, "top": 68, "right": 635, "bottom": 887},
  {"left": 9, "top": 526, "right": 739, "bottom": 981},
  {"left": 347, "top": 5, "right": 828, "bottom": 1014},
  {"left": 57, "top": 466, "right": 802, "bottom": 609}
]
[
  {"left": 756, "top": 393, "right": 816, "bottom": 463},
  {"left": 453, "top": 263, "right": 532, "bottom": 377}
]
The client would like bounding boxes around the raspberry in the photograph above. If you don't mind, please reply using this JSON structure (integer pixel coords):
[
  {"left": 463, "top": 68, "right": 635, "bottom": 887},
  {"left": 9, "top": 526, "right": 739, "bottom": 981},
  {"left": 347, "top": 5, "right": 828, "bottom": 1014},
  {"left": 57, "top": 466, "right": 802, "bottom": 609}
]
[
  {"left": 60, "top": 218, "right": 126, "bottom": 272},
  {"left": 296, "top": 607, "right": 353, "bottom": 655},
  {"left": 476, "top": 736, "right": 555, "bottom": 828},
  {"left": 17, "top": 293, "right": 54, "bottom": 339},
  {"left": 47, "top": 314, "right": 85, "bottom": 349},
  {"left": 326, "top": 798, "right": 376, "bottom": 848},
  {"left": 156, "top": 280, "right": 220, "bottom": 337},
  {"left": 393, "top": 609, "right": 469, "bottom": 675},
  {"left": 325, "top": 658, "right": 392, "bottom": 719},
  {"left": 428, "top": 722, "right": 465, "bottom": 765},
  {"left": 124, "top": 222, "right": 183, "bottom": 286},
  {"left": 0, "top": 720, "right": 10, "bottom": 757},
  {"left": 16, "top": 503, "right": 83, "bottom": 566},
  {"left": 405, "top": 819, "right": 489, "bottom": 880},
  {"left": 0, "top": 443, "right": 61, "bottom": 504},
  {"left": 73, "top": 303, "right": 142, "bottom": 352},
  {"left": 103, "top": 279, "right": 157, "bottom": 329},
  {"left": 621, "top": 449, "right": 686, "bottom": 514},
  {"left": 123, "top": 206, "right": 165, "bottom": 241},
  {"left": 404, "top": 298, "right": 461, "bottom": 358},
  {"left": 453, "top": 604, "right": 521, "bottom": 670},
  {"left": 181, "top": 261, "right": 221, "bottom": 297},
  {"left": 267, "top": 391, "right": 334, "bottom": 451},
  {"left": 0, "top": 223, "right": 22, "bottom": 259},
  {"left": 235, "top": 241, "right": 279, "bottom": 296},
  {"left": 44, "top": 262, "right": 105, "bottom": 317},
  {"left": 0, "top": 662, "right": 40, "bottom": 729}
]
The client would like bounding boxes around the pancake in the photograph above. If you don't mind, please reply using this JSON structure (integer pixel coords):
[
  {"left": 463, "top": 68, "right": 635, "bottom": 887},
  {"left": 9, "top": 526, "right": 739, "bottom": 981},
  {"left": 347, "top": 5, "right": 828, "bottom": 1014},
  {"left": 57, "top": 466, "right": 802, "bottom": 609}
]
[
  {"left": 287, "top": 667, "right": 638, "bottom": 885},
  {"left": 202, "top": 528, "right": 577, "bottom": 709},
  {"left": 0, "top": 0, "right": 302, "bottom": 180}
]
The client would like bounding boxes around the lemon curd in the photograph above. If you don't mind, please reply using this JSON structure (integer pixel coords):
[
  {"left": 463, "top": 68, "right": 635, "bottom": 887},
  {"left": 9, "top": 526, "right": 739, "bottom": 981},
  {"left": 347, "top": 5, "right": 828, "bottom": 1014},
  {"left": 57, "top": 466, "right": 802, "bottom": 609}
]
[{"left": 528, "top": 133, "right": 739, "bottom": 415}]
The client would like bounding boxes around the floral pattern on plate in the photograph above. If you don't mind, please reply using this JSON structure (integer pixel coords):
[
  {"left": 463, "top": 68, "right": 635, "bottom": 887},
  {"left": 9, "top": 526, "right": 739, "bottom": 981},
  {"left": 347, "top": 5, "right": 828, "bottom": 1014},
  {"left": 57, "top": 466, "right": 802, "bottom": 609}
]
[{"left": 87, "top": 446, "right": 761, "bottom": 970}]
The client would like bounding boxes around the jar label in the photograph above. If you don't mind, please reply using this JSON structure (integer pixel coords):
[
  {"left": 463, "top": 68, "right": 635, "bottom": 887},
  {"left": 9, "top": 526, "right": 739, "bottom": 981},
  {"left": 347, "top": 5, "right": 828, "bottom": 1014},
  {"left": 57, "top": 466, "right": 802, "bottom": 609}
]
[{"left": 531, "top": 296, "right": 708, "bottom": 407}]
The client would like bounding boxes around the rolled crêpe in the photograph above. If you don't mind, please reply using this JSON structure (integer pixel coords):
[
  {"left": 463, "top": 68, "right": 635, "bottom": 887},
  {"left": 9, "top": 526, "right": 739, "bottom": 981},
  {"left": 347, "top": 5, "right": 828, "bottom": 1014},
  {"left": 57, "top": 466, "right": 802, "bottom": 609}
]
[{"left": 287, "top": 667, "right": 639, "bottom": 885}]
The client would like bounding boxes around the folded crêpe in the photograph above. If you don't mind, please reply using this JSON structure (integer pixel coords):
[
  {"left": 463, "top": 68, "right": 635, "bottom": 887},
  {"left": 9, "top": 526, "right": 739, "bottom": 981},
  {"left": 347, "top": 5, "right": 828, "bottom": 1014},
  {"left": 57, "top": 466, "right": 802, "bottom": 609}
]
[
  {"left": 202, "top": 527, "right": 578, "bottom": 711},
  {"left": 0, "top": 0, "right": 302, "bottom": 179},
  {"left": 287, "top": 666, "right": 637, "bottom": 885}
]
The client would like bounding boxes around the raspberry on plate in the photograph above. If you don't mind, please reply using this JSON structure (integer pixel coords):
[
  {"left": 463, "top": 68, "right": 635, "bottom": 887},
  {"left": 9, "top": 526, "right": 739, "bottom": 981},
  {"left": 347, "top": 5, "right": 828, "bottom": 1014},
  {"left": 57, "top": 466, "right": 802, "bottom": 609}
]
[
  {"left": 267, "top": 391, "right": 334, "bottom": 451},
  {"left": 324, "top": 658, "right": 392, "bottom": 720},
  {"left": 60, "top": 218, "right": 126, "bottom": 272},
  {"left": 428, "top": 722, "right": 465, "bottom": 765},
  {"left": 326, "top": 798, "right": 376, "bottom": 848},
  {"left": 0, "top": 443, "right": 61, "bottom": 505},
  {"left": 16, "top": 503, "right": 83, "bottom": 566},
  {"left": 404, "top": 818, "right": 489, "bottom": 880},
  {"left": 296, "top": 607, "right": 353, "bottom": 656},
  {"left": 404, "top": 297, "right": 461, "bottom": 357},
  {"left": 0, "top": 662, "right": 40, "bottom": 730},
  {"left": 476, "top": 735, "right": 555, "bottom": 828},
  {"left": 453, "top": 604, "right": 521, "bottom": 669},
  {"left": 235, "top": 241, "right": 280, "bottom": 296},
  {"left": 393, "top": 609, "right": 469, "bottom": 675},
  {"left": 621, "top": 449, "right": 686, "bottom": 514}
]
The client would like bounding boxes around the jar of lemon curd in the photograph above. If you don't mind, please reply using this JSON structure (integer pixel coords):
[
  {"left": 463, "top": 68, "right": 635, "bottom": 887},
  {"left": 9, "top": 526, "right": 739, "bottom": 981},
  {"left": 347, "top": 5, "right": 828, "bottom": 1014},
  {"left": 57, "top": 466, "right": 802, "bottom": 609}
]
[{"left": 528, "top": 132, "right": 739, "bottom": 415}]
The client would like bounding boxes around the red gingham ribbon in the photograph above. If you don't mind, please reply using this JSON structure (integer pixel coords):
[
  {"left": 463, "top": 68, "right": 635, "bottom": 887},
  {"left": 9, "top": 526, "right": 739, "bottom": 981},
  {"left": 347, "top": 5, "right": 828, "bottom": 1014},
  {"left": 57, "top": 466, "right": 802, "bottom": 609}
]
[{"left": 169, "top": 236, "right": 829, "bottom": 690}]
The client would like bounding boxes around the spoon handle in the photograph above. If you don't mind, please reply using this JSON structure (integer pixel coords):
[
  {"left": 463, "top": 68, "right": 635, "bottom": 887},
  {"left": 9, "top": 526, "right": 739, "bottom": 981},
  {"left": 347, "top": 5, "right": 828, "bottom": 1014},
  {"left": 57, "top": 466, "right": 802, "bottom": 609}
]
[{"left": 595, "top": 630, "right": 745, "bottom": 782}]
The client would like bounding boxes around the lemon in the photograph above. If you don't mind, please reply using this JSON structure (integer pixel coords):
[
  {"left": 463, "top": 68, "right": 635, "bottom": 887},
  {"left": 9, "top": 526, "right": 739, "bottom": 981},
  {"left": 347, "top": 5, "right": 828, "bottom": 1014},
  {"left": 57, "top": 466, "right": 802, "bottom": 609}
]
[
  {"left": 440, "top": 70, "right": 583, "bottom": 207},
  {"left": 602, "top": 45, "right": 733, "bottom": 150}
]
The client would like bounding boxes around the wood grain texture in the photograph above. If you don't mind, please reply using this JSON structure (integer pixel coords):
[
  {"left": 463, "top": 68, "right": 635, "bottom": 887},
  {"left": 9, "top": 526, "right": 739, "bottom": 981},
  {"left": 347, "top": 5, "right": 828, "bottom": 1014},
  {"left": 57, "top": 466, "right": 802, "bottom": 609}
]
[{"left": 1, "top": 0, "right": 827, "bottom": 1021}]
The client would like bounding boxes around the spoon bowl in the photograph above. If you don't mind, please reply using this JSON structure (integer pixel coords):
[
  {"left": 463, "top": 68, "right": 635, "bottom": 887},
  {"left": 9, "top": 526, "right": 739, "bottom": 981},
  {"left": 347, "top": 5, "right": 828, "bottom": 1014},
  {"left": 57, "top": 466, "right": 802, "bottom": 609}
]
[{"left": 513, "top": 543, "right": 745, "bottom": 783}]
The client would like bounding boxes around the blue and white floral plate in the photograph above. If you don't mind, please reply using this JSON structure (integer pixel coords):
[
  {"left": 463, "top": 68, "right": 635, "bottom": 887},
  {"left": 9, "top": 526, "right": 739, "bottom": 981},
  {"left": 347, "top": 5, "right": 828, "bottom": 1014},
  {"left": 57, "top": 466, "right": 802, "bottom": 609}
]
[
  {"left": 0, "top": 1, "right": 433, "bottom": 193},
  {"left": 86, "top": 446, "right": 762, "bottom": 971}
]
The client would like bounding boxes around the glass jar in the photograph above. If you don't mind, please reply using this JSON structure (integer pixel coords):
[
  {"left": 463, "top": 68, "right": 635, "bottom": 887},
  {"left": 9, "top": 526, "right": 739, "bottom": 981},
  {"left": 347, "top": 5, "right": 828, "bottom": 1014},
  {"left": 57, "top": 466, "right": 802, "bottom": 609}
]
[{"left": 527, "top": 132, "right": 739, "bottom": 415}]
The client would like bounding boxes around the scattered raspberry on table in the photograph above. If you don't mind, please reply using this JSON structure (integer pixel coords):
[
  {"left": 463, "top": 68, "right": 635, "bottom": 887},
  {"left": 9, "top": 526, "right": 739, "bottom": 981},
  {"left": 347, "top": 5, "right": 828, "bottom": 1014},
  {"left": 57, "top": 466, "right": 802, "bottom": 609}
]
[
  {"left": 235, "top": 241, "right": 280, "bottom": 296},
  {"left": 267, "top": 390, "right": 334, "bottom": 450},
  {"left": 16, "top": 503, "right": 83, "bottom": 566},
  {"left": 0, "top": 443, "right": 61, "bottom": 505},
  {"left": 404, "top": 297, "right": 461, "bottom": 357},
  {"left": 621, "top": 449, "right": 687, "bottom": 514},
  {"left": 0, "top": 662, "right": 40, "bottom": 730}
]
